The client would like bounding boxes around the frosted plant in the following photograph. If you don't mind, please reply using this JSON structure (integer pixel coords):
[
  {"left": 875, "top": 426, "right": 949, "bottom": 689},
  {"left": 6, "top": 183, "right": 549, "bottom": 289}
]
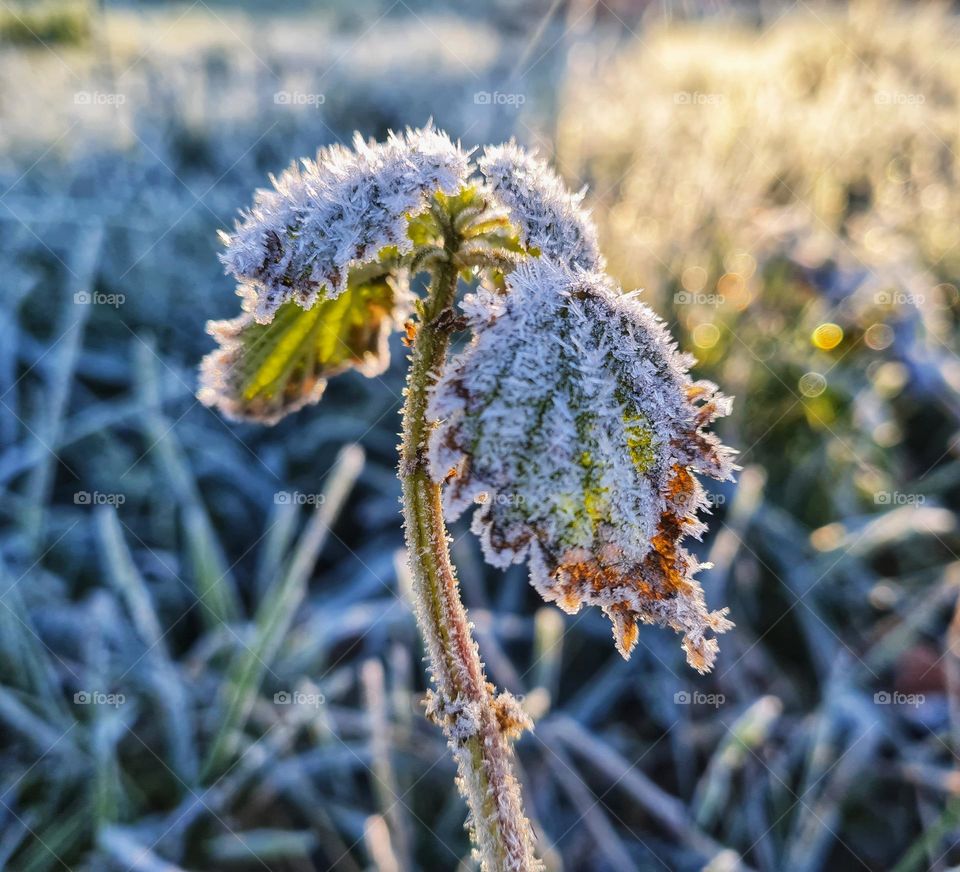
[
  {"left": 220, "top": 126, "right": 470, "bottom": 323},
  {"left": 428, "top": 259, "right": 735, "bottom": 672},
  {"left": 200, "top": 127, "right": 735, "bottom": 870},
  {"left": 478, "top": 142, "right": 603, "bottom": 271}
]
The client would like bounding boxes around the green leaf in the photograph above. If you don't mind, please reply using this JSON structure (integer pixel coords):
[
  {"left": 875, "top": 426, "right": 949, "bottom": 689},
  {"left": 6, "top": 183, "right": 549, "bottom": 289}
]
[{"left": 201, "top": 273, "right": 396, "bottom": 424}]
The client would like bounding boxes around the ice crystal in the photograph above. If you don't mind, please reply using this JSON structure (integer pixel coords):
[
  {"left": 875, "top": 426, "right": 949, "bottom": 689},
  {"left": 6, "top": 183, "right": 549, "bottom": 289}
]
[
  {"left": 428, "top": 259, "right": 736, "bottom": 672},
  {"left": 220, "top": 126, "right": 471, "bottom": 324},
  {"left": 424, "top": 690, "right": 482, "bottom": 741},
  {"left": 478, "top": 142, "right": 603, "bottom": 272}
]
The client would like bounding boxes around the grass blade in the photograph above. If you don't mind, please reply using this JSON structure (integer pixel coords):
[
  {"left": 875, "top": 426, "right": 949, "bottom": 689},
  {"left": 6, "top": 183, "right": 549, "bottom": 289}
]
[{"left": 201, "top": 443, "right": 364, "bottom": 781}]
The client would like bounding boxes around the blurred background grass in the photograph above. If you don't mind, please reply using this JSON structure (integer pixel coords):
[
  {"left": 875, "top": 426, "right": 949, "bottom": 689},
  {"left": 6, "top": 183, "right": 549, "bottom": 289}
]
[{"left": 1, "top": 1, "right": 960, "bottom": 870}]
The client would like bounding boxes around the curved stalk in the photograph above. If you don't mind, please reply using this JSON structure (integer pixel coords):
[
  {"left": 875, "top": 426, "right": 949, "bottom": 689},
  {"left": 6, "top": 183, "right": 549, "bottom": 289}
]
[{"left": 400, "top": 232, "right": 540, "bottom": 871}]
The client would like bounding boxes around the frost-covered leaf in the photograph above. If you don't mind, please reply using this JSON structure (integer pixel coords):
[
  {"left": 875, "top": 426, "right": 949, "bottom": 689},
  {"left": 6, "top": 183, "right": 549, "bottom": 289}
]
[
  {"left": 479, "top": 142, "right": 603, "bottom": 272},
  {"left": 198, "top": 271, "right": 400, "bottom": 425},
  {"left": 221, "top": 125, "right": 471, "bottom": 324},
  {"left": 428, "top": 260, "right": 736, "bottom": 672}
]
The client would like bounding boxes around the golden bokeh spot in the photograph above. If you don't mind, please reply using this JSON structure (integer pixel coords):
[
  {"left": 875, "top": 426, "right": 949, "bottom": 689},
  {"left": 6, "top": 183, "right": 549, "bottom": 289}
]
[
  {"left": 692, "top": 322, "right": 720, "bottom": 348},
  {"left": 717, "top": 272, "right": 744, "bottom": 296},
  {"left": 718, "top": 272, "right": 750, "bottom": 310},
  {"left": 681, "top": 266, "right": 707, "bottom": 292},
  {"left": 812, "top": 322, "right": 843, "bottom": 350},
  {"left": 725, "top": 251, "right": 757, "bottom": 278}
]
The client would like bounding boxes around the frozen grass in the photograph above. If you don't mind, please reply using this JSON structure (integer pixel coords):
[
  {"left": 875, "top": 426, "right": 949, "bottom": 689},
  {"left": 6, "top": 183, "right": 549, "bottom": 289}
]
[
  {"left": 0, "top": 1, "right": 959, "bottom": 870},
  {"left": 557, "top": 3, "right": 960, "bottom": 869}
]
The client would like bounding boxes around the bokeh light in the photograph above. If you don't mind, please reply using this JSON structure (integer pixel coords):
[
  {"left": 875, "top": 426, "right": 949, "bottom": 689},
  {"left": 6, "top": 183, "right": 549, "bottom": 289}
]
[
  {"left": 692, "top": 322, "right": 720, "bottom": 348},
  {"left": 812, "top": 322, "right": 844, "bottom": 350},
  {"left": 799, "top": 371, "right": 827, "bottom": 397}
]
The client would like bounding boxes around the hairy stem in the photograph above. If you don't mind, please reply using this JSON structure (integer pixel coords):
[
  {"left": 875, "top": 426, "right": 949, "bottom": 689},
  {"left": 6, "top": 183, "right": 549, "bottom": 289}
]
[{"left": 400, "top": 230, "right": 540, "bottom": 871}]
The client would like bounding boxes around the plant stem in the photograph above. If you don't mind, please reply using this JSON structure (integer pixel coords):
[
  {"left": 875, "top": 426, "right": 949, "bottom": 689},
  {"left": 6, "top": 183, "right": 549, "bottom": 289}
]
[{"left": 400, "top": 233, "right": 540, "bottom": 871}]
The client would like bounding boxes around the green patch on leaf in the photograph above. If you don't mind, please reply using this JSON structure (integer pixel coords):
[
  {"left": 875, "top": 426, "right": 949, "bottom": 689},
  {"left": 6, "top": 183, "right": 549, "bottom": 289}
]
[
  {"left": 221, "top": 275, "right": 395, "bottom": 423},
  {"left": 622, "top": 410, "right": 656, "bottom": 474}
]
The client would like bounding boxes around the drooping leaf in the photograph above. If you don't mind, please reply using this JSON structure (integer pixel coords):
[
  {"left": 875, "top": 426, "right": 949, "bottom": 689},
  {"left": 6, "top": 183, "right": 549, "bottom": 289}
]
[
  {"left": 429, "top": 259, "right": 736, "bottom": 672},
  {"left": 199, "top": 272, "right": 399, "bottom": 424}
]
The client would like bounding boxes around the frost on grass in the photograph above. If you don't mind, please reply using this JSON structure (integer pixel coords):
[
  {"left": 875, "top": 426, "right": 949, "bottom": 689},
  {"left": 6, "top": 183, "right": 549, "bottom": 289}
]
[
  {"left": 478, "top": 142, "right": 603, "bottom": 272},
  {"left": 220, "top": 125, "right": 470, "bottom": 324},
  {"left": 428, "top": 259, "right": 736, "bottom": 672}
]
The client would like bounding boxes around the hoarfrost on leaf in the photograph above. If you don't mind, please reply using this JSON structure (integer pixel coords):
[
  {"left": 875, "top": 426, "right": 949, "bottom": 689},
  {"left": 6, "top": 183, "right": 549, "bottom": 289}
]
[
  {"left": 478, "top": 142, "right": 603, "bottom": 272},
  {"left": 220, "top": 125, "right": 471, "bottom": 324},
  {"left": 428, "top": 259, "right": 736, "bottom": 672}
]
